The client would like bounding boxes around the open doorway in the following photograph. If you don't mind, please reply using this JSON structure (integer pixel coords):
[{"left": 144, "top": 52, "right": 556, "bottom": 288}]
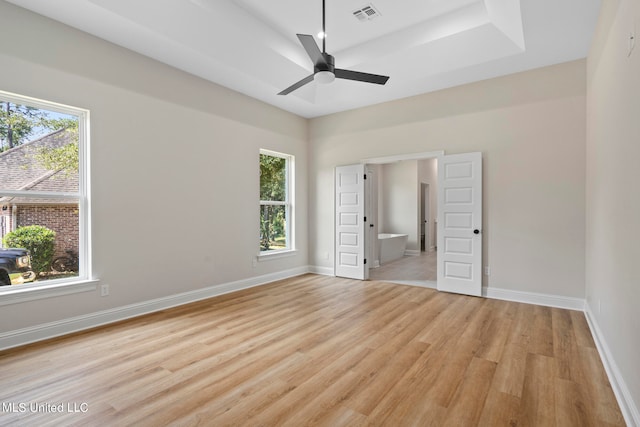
[
  {"left": 366, "top": 156, "right": 439, "bottom": 287},
  {"left": 335, "top": 151, "right": 483, "bottom": 297}
]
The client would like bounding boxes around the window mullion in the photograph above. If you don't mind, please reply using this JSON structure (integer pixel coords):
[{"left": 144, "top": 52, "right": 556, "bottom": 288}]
[{"left": 0, "top": 190, "right": 80, "bottom": 199}]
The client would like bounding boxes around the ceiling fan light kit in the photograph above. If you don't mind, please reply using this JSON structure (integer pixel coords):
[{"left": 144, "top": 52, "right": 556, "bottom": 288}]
[
  {"left": 278, "top": 0, "right": 389, "bottom": 95},
  {"left": 314, "top": 70, "right": 335, "bottom": 84}
]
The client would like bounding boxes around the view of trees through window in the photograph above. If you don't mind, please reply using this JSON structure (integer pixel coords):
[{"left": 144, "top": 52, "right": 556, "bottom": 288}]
[
  {"left": 259, "top": 152, "right": 290, "bottom": 252},
  {"left": 1, "top": 96, "right": 81, "bottom": 287}
]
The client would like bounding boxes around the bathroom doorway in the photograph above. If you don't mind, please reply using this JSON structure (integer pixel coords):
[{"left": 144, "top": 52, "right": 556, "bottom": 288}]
[
  {"left": 365, "top": 154, "right": 439, "bottom": 287},
  {"left": 335, "top": 151, "right": 483, "bottom": 297}
]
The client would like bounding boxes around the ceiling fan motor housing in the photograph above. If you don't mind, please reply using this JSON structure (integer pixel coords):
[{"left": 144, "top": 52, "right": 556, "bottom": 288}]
[{"left": 315, "top": 53, "right": 335, "bottom": 74}]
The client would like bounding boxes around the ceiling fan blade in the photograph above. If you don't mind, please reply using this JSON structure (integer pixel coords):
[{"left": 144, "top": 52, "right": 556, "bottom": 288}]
[
  {"left": 278, "top": 74, "right": 315, "bottom": 96},
  {"left": 297, "top": 34, "right": 327, "bottom": 67},
  {"left": 335, "top": 68, "right": 389, "bottom": 85}
]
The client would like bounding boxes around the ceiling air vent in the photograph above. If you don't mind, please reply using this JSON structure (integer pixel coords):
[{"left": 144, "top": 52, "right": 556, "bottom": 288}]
[{"left": 352, "top": 4, "right": 381, "bottom": 22}]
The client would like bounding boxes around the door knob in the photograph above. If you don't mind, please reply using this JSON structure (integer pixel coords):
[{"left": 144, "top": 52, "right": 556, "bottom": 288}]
[{"left": 473, "top": 229, "right": 480, "bottom": 234}]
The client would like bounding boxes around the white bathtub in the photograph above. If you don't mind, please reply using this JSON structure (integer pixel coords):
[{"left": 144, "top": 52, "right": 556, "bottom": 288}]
[{"left": 378, "top": 233, "right": 408, "bottom": 265}]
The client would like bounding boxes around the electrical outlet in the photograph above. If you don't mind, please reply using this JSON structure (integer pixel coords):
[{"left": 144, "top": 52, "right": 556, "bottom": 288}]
[
  {"left": 100, "top": 284, "right": 109, "bottom": 297},
  {"left": 484, "top": 266, "right": 491, "bottom": 276}
]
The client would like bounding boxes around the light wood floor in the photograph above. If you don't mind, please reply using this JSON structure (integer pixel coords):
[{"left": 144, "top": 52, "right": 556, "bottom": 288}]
[
  {"left": 369, "top": 251, "right": 437, "bottom": 284},
  {"left": 0, "top": 275, "right": 625, "bottom": 426}
]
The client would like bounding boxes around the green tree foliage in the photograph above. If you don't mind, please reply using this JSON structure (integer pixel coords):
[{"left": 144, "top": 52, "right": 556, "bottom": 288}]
[
  {"left": 260, "top": 154, "right": 286, "bottom": 201},
  {"left": 0, "top": 101, "right": 49, "bottom": 151},
  {"left": 260, "top": 154, "right": 287, "bottom": 251},
  {"left": 0, "top": 99, "right": 79, "bottom": 172},
  {"left": 3, "top": 225, "right": 56, "bottom": 276},
  {"left": 33, "top": 119, "right": 79, "bottom": 174}
]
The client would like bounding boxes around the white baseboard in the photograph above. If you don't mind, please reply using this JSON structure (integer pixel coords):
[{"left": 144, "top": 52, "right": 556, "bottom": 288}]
[
  {"left": 404, "top": 250, "right": 420, "bottom": 257},
  {"left": 308, "top": 265, "right": 334, "bottom": 276},
  {"left": 482, "top": 286, "right": 585, "bottom": 311},
  {"left": 0, "top": 266, "right": 309, "bottom": 351},
  {"left": 304, "top": 269, "right": 584, "bottom": 312},
  {"left": 584, "top": 303, "right": 640, "bottom": 427},
  {"left": 385, "top": 280, "right": 437, "bottom": 289}
]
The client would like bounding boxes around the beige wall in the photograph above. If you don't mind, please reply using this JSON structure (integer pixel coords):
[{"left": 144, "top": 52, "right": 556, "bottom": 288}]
[
  {"left": 0, "top": 1, "right": 308, "bottom": 332},
  {"left": 309, "top": 60, "right": 587, "bottom": 295},
  {"left": 586, "top": 0, "right": 640, "bottom": 418}
]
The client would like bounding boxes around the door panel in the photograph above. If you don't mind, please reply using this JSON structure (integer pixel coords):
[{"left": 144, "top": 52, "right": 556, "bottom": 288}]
[
  {"left": 335, "top": 164, "right": 368, "bottom": 280},
  {"left": 437, "top": 152, "right": 482, "bottom": 296}
]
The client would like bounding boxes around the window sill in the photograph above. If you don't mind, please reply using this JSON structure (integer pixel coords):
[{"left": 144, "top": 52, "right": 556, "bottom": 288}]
[
  {"left": 257, "top": 249, "right": 298, "bottom": 262},
  {"left": 0, "top": 279, "right": 99, "bottom": 306}
]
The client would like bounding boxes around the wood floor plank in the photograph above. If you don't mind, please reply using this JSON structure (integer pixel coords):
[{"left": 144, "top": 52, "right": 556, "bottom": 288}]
[
  {"left": 477, "top": 388, "right": 521, "bottom": 427},
  {"left": 490, "top": 342, "right": 529, "bottom": 398},
  {"left": 529, "top": 305, "right": 555, "bottom": 357},
  {"left": 519, "top": 352, "right": 557, "bottom": 426},
  {"left": 345, "top": 339, "right": 430, "bottom": 416},
  {"left": 443, "top": 357, "right": 497, "bottom": 426},
  {"left": 0, "top": 274, "right": 625, "bottom": 426},
  {"left": 554, "top": 377, "right": 597, "bottom": 427}
]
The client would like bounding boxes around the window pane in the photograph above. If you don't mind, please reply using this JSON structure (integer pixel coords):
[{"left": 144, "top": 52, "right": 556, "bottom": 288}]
[
  {"left": 1, "top": 202, "right": 80, "bottom": 285},
  {"left": 260, "top": 154, "right": 286, "bottom": 202},
  {"left": 1, "top": 91, "right": 87, "bottom": 290},
  {"left": 260, "top": 204, "right": 287, "bottom": 252},
  {"left": 0, "top": 100, "right": 79, "bottom": 192}
]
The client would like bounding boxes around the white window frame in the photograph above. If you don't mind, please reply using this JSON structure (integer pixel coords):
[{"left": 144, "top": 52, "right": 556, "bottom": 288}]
[
  {"left": 0, "top": 90, "right": 95, "bottom": 303},
  {"left": 259, "top": 149, "right": 295, "bottom": 258}
]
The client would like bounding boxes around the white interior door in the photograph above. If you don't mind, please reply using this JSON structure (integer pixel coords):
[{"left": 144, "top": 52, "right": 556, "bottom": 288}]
[
  {"left": 437, "top": 152, "right": 482, "bottom": 296},
  {"left": 335, "top": 164, "right": 368, "bottom": 280}
]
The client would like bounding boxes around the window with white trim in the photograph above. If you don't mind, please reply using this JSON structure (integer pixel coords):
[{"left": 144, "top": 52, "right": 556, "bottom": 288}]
[
  {"left": 0, "top": 90, "right": 90, "bottom": 289},
  {"left": 259, "top": 149, "right": 294, "bottom": 254}
]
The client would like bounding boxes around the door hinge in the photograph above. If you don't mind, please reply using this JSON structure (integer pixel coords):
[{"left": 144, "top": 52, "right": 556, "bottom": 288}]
[
  {"left": 364, "top": 216, "right": 367, "bottom": 222},
  {"left": 364, "top": 174, "right": 367, "bottom": 179},
  {"left": 364, "top": 259, "right": 367, "bottom": 265}
]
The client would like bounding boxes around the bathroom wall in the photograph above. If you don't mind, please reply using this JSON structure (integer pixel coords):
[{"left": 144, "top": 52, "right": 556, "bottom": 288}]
[
  {"left": 380, "top": 161, "right": 419, "bottom": 252},
  {"left": 418, "top": 158, "right": 438, "bottom": 251}
]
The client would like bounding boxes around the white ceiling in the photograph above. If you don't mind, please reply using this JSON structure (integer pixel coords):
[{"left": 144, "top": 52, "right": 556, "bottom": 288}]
[{"left": 7, "top": 0, "right": 601, "bottom": 118}]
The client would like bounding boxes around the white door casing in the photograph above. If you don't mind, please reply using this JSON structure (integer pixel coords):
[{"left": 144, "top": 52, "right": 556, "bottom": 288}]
[
  {"left": 335, "top": 164, "right": 368, "bottom": 280},
  {"left": 366, "top": 167, "right": 378, "bottom": 267},
  {"left": 437, "top": 152, "right": 482, "bottom": 296}
]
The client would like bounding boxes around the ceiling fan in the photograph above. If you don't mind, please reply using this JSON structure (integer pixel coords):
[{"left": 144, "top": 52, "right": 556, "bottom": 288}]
[{"left": 278, "top": 0, "right": 390, "bottom": 95}]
